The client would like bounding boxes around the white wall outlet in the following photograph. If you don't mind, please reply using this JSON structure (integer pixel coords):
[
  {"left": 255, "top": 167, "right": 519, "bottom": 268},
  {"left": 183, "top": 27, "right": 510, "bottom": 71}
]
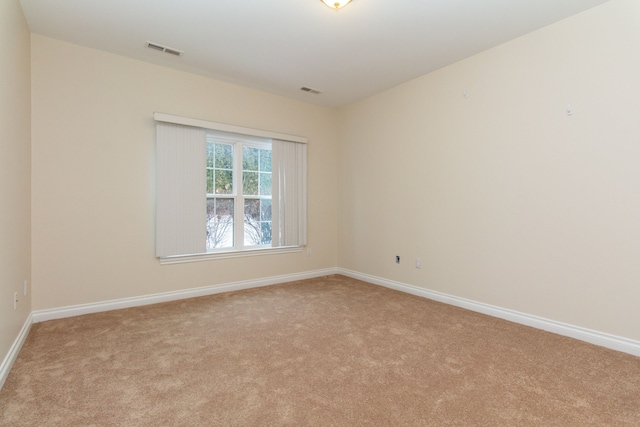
[
  {"left": 14, "top": 292, "right": 18, "bottom": 310},
  {"left": 306, "top": 248, "right": 312, "bottom": 256},
  {"left": 415, "top": 258, "right": 422, "bottom": 269}
]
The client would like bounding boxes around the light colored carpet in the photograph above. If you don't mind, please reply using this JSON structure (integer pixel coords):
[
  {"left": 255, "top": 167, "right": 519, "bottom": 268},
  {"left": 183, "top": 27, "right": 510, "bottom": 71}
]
[{"left": 1, "top": 275, "right": 639, "bottom": 426}]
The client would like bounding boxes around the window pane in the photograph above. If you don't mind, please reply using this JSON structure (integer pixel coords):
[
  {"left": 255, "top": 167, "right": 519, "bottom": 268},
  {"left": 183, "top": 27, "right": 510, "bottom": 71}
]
[
  {"left": 260, "top": 149, "right": 272, "bottom": 173},
  {"left": 207, "top": 143, "right": 214, "bottom": 168},
  {"left": 244, "top": 199, "right": 271, "bottom": 246},
  {"left": 243, "top": 171, "right": 258, "bottom": 195},
  {"left": 244, "top": 199, "right": 260, "bottom": 246},
  {"left": 207, "top": 198, "right": 234, "bottom": 249},
  {"left": 260, "top": 222, "right": 272, "bottom": 245},
  {"left": 259, "top": 172, "right": 272, "bottom": 196},
  {"left": 215, "top": 170, "right": 233, "bottom": 194},
  {"left": 215, "top": 143, "right": 233, "bottom": 169},
  {"left": 261, "top": 199, "right": 272, "bottom": 221},
  {"left": 243, "top": 146, "right": 259, "bottom": 171},
  {"left": 206, "top": 168, "right": 213, "bottom": 194}
]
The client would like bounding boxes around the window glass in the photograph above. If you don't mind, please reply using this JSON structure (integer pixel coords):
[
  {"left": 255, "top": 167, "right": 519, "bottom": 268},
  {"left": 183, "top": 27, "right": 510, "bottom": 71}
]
[
  {"left": 206, "top": 197, "right": 234, "bottom": 249},
  {"left": 207, "top": 139, "right": 272, "bottom": 250}
]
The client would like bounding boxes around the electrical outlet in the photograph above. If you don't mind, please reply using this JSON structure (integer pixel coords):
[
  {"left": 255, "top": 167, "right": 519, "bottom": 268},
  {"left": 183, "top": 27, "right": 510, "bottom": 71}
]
[
  {"left": 395, "top": 255, "right": 400, "bottom": 264},
  {"left": 415, "top": 258, "right": 422, "bottom": 269},
  {"left": 14, "top": 292, "right": 18, "bottom": 310},
  {"left": 306, "top": 248, "right": 312, "bottom": 256}
]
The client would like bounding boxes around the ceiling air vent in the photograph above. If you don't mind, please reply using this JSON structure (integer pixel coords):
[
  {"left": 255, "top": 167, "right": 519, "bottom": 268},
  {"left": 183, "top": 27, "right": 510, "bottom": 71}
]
[
  {"left": 146, "top": 41, "right": 183, "bottom": 57},
  {"left": 300, "top": 86, "right": 322, "bottom": 95}
]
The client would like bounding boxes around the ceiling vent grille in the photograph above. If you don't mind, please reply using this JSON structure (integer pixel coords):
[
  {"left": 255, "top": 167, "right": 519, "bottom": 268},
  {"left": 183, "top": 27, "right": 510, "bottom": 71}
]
[
  {"left": 146, "top": 41, "right": 183, "bottom": 57},
  {"left": 300, "top": 86, "right": 322, "bottom": 95}
]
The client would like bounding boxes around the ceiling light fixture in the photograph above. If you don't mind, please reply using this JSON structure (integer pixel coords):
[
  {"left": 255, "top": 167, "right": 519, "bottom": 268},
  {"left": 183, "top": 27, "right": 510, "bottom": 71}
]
[{"left": 320, "top": 0, "right": 352, "bottom": 10}]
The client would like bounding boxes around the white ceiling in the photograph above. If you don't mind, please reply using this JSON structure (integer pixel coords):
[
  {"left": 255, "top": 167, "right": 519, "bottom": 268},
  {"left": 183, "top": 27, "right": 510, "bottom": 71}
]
[{"left": 20, "top": 0, "right": 611, "bottom": 108}]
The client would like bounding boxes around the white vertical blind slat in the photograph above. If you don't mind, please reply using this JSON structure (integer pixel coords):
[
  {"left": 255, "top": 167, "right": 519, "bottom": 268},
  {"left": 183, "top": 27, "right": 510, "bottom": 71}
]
[
  {"left": 156, "top": 122, "right": 207, "bottom": 257},
  {"left": 272, "top": 139, "right": 307, "bottom": 247},
  {"left": 298, "top": 143, "right": 308, "bottom": 245}
]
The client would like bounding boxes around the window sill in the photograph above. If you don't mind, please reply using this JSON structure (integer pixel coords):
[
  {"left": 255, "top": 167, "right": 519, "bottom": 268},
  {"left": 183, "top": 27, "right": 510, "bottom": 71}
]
[{"left": 158, "top": 246, "right": 303, "bottom": 265}]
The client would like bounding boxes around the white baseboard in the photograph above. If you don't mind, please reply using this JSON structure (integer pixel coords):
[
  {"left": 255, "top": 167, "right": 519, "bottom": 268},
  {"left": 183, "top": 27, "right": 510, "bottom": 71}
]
[
  {"left": 32, "top": 267, "right": 338, "bottom": 323},
  {"left": 339, "top": 268, "right": 640, "bottom": 358},
  {"left": 0, "top": 313, "right": 33, "bottom": 391}
]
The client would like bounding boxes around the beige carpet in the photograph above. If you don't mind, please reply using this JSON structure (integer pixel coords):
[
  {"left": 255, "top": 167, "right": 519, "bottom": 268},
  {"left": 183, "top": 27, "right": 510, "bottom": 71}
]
[{"left": 1, "top": 275, "right": 639, "bottom": 426}]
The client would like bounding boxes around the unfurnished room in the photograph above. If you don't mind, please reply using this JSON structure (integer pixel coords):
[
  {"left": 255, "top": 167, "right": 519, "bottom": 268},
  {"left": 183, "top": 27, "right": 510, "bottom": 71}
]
[{"left": 1, "top": 0, "right": 639, "bottom": 425}]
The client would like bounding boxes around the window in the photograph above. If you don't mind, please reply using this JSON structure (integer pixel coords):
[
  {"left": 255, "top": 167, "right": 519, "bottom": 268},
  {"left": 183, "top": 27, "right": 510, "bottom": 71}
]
[
  {"left": 206, "top": 136, "right": 273, "bottom": 250},
  {"left": 155, "top": 113, "right": 307, "bottom": 262}
]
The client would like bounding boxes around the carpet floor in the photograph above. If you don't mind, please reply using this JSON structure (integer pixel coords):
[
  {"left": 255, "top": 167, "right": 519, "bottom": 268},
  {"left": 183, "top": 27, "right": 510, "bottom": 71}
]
[{"left": 1, "top": 275, "right": 639, "bottom": 426}]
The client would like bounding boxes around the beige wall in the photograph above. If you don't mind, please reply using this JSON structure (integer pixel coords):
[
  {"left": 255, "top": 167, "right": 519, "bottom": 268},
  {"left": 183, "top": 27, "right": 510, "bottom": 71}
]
[
  {"left": 338, "top": 0, "right": 640, "bottom": 341},
  {"left": 31, "top": 35, "right": 338, "bottom": 310},
  {"left": 0, "top": 0, "right": 31, "bottom": 359}
]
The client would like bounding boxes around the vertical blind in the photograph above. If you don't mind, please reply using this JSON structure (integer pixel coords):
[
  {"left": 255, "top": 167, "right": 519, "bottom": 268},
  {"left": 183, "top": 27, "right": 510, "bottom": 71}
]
[
  {"left": 272, "top": 139, "right": 307, "bottom": 247},
  {"left": 156, "top": 122, "right": 207, "bottom": 257},
  {"left": 155, "top": 114, "right": 307, "bottom": 258}
]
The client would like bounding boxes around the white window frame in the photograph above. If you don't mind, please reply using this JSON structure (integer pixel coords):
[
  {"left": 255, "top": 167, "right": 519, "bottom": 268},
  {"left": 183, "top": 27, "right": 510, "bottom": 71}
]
[
  {"left": 155, "top": 112, "right": 307, "bottom": 265},
  {"left": 206, "top": 133, "right": 273, "bottom": 252}
]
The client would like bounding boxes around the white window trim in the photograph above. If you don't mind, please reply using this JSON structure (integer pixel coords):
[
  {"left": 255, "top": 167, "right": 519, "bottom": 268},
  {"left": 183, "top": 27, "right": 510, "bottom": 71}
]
[{"left": 159, "top": 246, "right": 303, "bottom": 265}]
